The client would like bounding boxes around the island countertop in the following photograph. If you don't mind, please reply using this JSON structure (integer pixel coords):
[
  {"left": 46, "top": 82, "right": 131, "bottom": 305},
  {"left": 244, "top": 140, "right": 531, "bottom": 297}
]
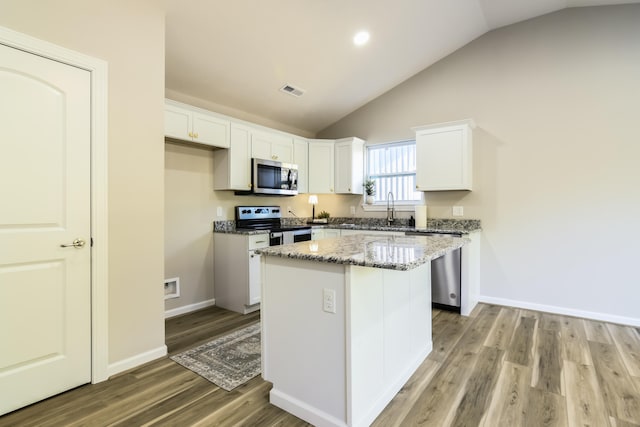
[{"left": 255, "top": 234, "right": 468, "bottom": 271}]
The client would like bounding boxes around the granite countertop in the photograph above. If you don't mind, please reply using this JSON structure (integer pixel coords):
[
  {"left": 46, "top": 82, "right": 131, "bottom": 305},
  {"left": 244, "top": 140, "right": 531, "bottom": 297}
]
[
  {"left": 213, "top": 217, "right": 481, "bottom": 235},
  {"left": 255, "top": 234, "right": 469, "bottom": 271},
  {"left": 215, "top": 228, "right": 270, "bottom": 236},
  {"left": 314, "top": 224, "right": 477, "bottom": 235}
]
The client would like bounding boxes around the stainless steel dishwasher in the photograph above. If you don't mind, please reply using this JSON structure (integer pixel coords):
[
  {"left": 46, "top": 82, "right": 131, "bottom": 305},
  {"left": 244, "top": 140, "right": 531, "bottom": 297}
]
[{"left": 407, "top": 231, "right": 462, "bottom": 312}]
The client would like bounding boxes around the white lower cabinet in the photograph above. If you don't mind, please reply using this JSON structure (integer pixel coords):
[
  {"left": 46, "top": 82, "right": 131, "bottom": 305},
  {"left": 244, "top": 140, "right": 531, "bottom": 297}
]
[
  {"left": 311, "top": 228, "right": 325, "bottom": 241},
  {"left": 214, "top": 233, "right": 269, "bottom": 314},
  {"left": 340, "top": 229, "right": 404, "bottom": 237},
  {"left": 311, "top": 228, "right": 340, "bottom": 240},
  {"left": 248, "top": 249, "right": 262, "bottom": 306},
  {"left": 314, "top": 228, "right": 404, "bottom": 240}
]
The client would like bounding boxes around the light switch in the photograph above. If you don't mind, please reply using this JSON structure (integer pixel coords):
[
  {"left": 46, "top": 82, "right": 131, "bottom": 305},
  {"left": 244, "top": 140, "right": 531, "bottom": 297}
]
[{"left": 216, "top": 207, "right": 223, "bottom": 217}]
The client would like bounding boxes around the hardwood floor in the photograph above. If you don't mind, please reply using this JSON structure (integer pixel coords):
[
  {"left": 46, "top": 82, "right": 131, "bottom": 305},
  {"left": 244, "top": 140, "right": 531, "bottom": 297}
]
[{"left": 2, "top": 304, "right": 640, "bottom": 426}]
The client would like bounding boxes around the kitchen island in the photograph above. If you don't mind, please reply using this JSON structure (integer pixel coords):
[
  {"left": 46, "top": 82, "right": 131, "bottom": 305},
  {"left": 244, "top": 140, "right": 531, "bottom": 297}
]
[{"left": 257, "top": 234, "right": 468, "bottom": 427}]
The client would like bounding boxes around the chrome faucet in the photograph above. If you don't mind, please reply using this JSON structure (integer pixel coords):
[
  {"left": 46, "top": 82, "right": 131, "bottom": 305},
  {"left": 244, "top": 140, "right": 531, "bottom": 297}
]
[{"left": 386, "top": 191, "right": 395, "bottom": 226}]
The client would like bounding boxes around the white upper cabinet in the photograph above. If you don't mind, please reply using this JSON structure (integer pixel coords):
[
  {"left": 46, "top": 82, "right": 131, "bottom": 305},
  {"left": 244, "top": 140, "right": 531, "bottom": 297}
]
[
  {"left": 251, "top": 130, "right": 293, "bottom": 163},
  {"left": 334, "top": 137, "right": 364, "bottom": 194},
  {"left": 293, "top": 138, "right": 309, "bottom": 194},
  {"left": 213, "top": 123, "right": 252, "bottom": 191},
  {"left": 164, "top": 99, "right": 230, "bottom": 148},
  {"left": 308, "top": 140, "right": 335, "bottom": 194},
  {"left": 414, "top": 119, "right": 475, "bottom": 191}
]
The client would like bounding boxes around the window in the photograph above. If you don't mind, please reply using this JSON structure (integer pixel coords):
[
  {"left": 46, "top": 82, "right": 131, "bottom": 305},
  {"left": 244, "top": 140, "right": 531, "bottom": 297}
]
[{"left": 366, "top": 140, "right": 422, "bottom": 204}]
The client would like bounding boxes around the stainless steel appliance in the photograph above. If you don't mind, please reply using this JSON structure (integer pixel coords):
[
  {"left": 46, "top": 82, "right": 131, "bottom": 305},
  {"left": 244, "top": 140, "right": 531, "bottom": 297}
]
[
  {"left": 407, "top": 231, "right": 462, "bottom": 312},
  {"left": 235, "top": 205, "right": 311, "bottom": 245},
  {"left": 252, "top": 158, "right": 298, "bottom": 196}
]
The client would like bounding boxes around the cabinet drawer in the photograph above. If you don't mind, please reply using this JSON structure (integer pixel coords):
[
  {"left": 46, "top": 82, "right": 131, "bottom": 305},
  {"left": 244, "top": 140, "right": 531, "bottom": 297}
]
[{"left": 248, "top": 234, "right": 270, "bottom": 249}]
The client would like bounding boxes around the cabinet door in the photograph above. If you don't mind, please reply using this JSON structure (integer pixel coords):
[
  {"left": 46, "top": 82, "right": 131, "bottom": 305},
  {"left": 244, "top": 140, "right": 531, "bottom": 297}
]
[
  {"left": 324, "top": 229, "right": 341, "bottom": 239},
  {"left": 271, "top": 140, "right": 293, "bottom": 163},
  {"left": 251, "top": 134, "right": 272, "bottom": 160},
  {"left": 164, "top": 103, "right": 193, "bottom": 141},
  {"left": 334, "top": 138, "right": 364, "bottom": 195},
  {"left": 415, "top": 120, "right": 474, "bottom": 191},
  {"left": 248, "top": 250, "right": 261, "bottom": 305},
  {"left": 334, "top": 142, "right": 352, "bottom": 193},
  {"left": 293, "top": 138, "right": 308, "bottom": 193},
  {"left": 192, "top": 112, "right": 230, "bottom": 148},
  {"left": 308, "top": 140, "right": 335, "bottom": 194},
  {"left": 229, "top": 124, "right": 252, "bottom": 190},
  {"left": 252, "top": 131, "right": 293, "bottom": 162},
  {"left": 311, "top": 229, "right": 324, "bottom": 241}
]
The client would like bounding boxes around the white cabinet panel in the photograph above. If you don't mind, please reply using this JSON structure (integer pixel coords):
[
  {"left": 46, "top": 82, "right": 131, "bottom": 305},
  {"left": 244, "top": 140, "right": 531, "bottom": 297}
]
[
  {"left": 335, "top": 137, "right": 364, "bottom": 194},
  {"left": 213, "top": 123, "right": 252, "bottom": 191},
  {"left": 293, "top": 138, "right": 309, "bottom": 194},
  {"left": 248, "top": 250, "right": 261, "bottom": 305},
  {"left": 414, "top": 119, "right": 475, "bottom": 191},
  {"left": 214, "top": 232, "right": 267, "bottom": 314},
  {"left": 164, "top": 103, "right": 192, "bottom": 141},
  {"left": 164, "top": 100, "right": 230, "bottom": 148},
  {"left": 308, "top": 140, "right": 335, "bottom": 194},
  {"left": 251, "top": 130, "right": 293, "bottom": 163}
]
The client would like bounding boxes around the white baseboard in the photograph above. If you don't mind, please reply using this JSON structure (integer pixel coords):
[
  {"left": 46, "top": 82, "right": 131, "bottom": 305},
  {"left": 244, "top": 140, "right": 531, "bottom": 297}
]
[
  {"left": 479, "top": 295, "right": 640, "bottom": 327},
  {"left": 106, "top": 345, "right": 168, "bottom": 379},
  {"left": 164, "top": 298, "right": 216, "bottom": 319},
  {"left": 270, "top": 389, "right": 348, "bottom": 427}
]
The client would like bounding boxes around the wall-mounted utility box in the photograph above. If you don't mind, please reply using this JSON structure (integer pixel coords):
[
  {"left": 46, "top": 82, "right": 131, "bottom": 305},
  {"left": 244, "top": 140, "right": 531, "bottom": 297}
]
[{"left": 164, "top": 277, "right": 180, "bottom": 300}]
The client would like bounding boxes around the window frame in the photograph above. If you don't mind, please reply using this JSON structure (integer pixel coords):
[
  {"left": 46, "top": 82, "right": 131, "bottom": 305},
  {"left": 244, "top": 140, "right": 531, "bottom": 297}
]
[{"left": 363, "top": 139, "right": 424, "bottom": 212}]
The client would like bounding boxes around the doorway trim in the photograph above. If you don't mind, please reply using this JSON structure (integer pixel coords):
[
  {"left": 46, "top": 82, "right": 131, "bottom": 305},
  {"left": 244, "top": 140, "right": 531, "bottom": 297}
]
[{"left": 0, "top": 26, "right": 110, "bottom": 383}]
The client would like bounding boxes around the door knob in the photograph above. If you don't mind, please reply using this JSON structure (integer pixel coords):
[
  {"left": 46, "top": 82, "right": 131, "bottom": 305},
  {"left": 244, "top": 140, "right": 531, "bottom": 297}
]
[{"left": 60, "top": 238, "right": 86, "bottom": 248}]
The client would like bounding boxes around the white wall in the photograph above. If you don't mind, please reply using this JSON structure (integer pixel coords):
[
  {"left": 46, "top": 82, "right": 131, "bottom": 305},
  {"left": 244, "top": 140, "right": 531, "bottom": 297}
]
[
  {"left": 164, "top": 142, "right": 217, "bottom": 312},
  {"left": 0, "top": 1, "right": 167, "bottom": 363},
  {"left": 319, "top": 5, "right": 640, "bottom": 325}
]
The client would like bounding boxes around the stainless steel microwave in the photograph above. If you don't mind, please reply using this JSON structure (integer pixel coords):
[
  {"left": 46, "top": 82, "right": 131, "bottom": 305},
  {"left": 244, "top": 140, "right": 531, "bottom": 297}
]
[{"left": 252, "top": 158, "right": 298, "bottom": 196}]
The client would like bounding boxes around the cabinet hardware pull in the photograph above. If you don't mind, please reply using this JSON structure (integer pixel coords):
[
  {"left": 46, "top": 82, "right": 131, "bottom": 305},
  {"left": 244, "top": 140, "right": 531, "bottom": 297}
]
[
  {"left": 194, "top": 132, "right": 198, "bottom": 138},
  {"left": 188, "top": 132, "right": 193, "bottom": 137},
  {"left": 255, "top": 240, "right": 266, "bottom": 244}
]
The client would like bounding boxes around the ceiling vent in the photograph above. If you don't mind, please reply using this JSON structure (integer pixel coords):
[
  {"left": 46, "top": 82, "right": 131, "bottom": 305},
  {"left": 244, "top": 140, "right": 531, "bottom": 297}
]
[{"left": 279, "top": 84, "right": 305, "bottom": 97}]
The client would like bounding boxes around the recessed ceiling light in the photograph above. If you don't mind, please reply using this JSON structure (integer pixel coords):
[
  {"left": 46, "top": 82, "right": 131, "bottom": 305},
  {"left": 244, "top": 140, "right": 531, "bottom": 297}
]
[{"left": 353, "top": 31, "right": 370, "bottom": 46}]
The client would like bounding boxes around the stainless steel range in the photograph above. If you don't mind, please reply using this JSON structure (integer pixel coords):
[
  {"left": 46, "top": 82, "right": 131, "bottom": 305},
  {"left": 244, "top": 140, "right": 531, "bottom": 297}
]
[{"left": 235, "top": 206, "right": 312, "bottom": 246}]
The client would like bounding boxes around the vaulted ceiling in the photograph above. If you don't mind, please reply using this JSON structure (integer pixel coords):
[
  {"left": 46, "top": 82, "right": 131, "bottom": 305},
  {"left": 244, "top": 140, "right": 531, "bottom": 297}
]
[{"left": 166, "top": 0, "right": 639, "bottom": 135}]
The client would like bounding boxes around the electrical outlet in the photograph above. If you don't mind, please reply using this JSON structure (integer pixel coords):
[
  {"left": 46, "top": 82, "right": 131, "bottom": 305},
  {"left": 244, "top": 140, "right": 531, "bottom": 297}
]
[
  {"left": 350, "top": 206, "right": 356, "bottom": 215},
  {"left": 323, "top": 288, "right": 336, "bottom": 314},
  {"left": 452, "top": 206, "right": 464, "bottom": 217}
]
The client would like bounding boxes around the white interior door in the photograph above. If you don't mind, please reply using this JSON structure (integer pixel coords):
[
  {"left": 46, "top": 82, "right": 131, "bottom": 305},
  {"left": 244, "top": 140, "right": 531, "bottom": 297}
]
[{"left": 0, "top": 43, "right": 91, "bottom": 415}]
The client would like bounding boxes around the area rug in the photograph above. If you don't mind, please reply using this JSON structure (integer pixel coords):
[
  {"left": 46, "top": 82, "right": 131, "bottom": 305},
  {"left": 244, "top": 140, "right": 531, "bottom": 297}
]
[{"left": 170, "top": 323, "right": 261, "bottom": 391}]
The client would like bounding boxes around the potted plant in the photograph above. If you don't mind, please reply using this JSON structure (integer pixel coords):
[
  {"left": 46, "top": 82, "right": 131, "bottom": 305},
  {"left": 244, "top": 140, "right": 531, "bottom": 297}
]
[
  {"left": 364, "top": 179, "right": 375, "bottom": 204},
  {"left": 317, "top": 210, "right": 330, "bottom": 224}
]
